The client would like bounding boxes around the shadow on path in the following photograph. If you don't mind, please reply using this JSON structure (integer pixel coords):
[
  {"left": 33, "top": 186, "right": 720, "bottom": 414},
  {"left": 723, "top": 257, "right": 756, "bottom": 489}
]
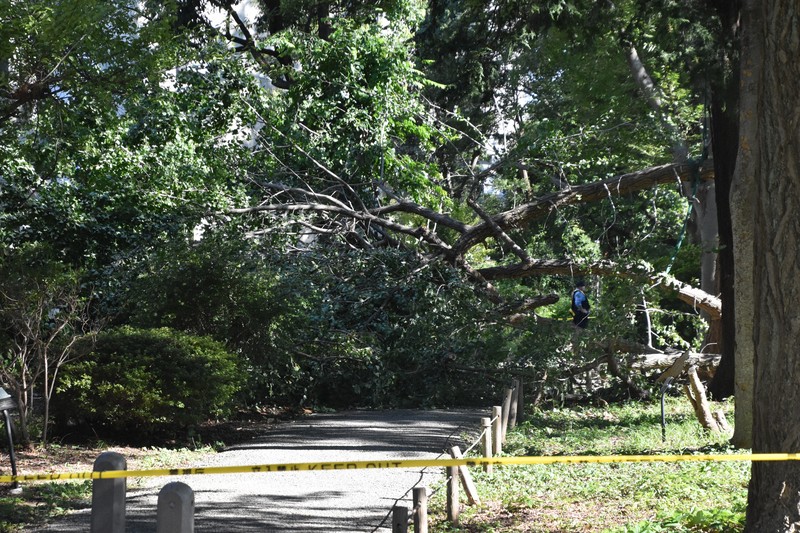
[{"left": 38, "top": 408, "right": 485, "bottom": 532}]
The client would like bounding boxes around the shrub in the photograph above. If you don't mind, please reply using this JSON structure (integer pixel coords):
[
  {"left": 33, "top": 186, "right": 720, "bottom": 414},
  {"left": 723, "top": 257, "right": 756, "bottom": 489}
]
[{"left": 53, "top": 326, "right": 240, "bottom": 441}]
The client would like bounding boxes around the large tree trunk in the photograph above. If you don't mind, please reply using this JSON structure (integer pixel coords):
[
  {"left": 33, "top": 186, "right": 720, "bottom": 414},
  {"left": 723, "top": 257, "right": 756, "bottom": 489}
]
[
  {"left": 742, "top": 1, "right": 800, "bottom": 530},
  {"left": 730, "top": 141, "right": 754, "bottom": 450},
  {"left": 706, "top": 1, "right": 742, "bottom": 403}
]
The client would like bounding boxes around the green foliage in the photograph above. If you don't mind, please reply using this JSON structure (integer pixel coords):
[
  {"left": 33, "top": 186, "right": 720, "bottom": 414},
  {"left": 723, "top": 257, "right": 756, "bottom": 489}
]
[
  {"left": 612, "top": 507, "right": 745, "bottom": 532},
  {"left": 123, "top": 232, "right": 307, "bottom": 405},
  {"left": 561, "top": 220, "right": 601, "bottom": 263},
  {"left": 122, "top": 228, "right": 512, "bottom": 408},
  {"left": 53, "top": 327, "right": 240, "bottom": 441},
  {"left": 249, "top": 16, "right": 452, "bottom": 208},
  {"left": 1, "top": 0, "right": 721, "bottom": 425},
  {"left": 0, "top": 0, "right": 252, "bottom": 307},
  {"left": 284, "top": 245, "right": 517, "bottom": 407},
  {"left": 0, "top": 242, "right": 96, "bottom": 444}
]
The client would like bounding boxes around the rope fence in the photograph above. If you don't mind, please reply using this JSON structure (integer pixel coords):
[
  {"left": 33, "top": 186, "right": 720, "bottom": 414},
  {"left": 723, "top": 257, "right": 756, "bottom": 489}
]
[
  {"left": 0, "top": 375, "right": 781, "bottom": 532},
  {"left": 1, "top": 450, "right": 793, "bottom": 485}
]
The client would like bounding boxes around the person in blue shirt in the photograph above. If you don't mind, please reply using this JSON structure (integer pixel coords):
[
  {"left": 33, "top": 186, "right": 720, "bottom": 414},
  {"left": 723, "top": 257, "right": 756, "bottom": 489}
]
[{"left": 571, "top": 280, "right": 590, "bottom": 328}]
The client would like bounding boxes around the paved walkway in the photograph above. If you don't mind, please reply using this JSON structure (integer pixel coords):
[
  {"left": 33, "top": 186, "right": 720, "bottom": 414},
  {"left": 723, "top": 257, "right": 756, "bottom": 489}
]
[{"left": 40, "top": 408, "right": 484, "bottom": 532}]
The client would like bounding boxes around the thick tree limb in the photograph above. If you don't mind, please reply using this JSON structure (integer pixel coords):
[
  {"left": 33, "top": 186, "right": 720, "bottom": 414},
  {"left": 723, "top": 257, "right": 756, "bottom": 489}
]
[
  {"left": 623, "top": 43, "right": 688, "bottom": 162},
  {"left": 467, "top": 197, "right": 532, "bottom": 264},
  {"left": 685, "top": 365, "right": 721, "bottom": 433},
  {"left": 478, "top": 259, "right": 722, "bottom": 319},
  {"left": 448, "top": 160, "right": 714, "bottom": 258},
  {"left": 656, "top": 274, "right": 722, "bottom": 320},
  {"left": 504, "top": 293, "right": 560, "bottom": 325},
  {"left": 655, "top": 351, "right": 691, "bottom": 383},
  {"left": 372, "top": 182, "right": 467, "bottom": 233},
  {"left": 628, "top": 351, "right": 721, "bottom": 373},
  {"left": 239, "top": 161, "right": 713, "bottom": 262},
  {"left": 625, "top": 44, "right": 664, "bottom": 111},
  {"left": 233, "top": 161, "right": 718, "bottom": 317},
  {"left": 478, "top": 258, "right": 624, "bottom": 280}
]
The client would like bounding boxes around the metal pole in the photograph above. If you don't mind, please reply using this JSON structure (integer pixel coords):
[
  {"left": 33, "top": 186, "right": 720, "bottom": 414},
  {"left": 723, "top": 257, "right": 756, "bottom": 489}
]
[
  {"left": 660, "top": 377, "right": 674, "bottom": 443},
  {"left": 2, "top": 409, "right": 19, "bottom": 493}
]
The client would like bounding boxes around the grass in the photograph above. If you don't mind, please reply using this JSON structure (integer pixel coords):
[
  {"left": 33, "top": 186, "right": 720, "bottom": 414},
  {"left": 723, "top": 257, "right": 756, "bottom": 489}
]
[
  {"left": 0, "top": 480, "right": 93, "bottom": 533},
  {"left": 428, "top": 396, "right": 748, "bottom": 532}
]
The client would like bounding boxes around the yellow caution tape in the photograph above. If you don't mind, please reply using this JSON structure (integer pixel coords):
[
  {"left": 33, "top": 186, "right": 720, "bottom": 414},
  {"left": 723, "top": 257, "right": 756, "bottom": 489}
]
[{"left": 0, "top": 453, "right": 796, "bottom": 484}]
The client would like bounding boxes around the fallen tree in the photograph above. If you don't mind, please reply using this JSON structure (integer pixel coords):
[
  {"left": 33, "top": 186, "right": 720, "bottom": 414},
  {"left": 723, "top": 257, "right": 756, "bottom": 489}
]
[{"left": 231, "top": 159, "right": 719, "bottom": 319}]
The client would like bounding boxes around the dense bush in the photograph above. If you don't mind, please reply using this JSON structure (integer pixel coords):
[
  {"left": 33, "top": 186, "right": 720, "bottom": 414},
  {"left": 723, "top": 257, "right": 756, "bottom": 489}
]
[
  {"left": 53, "top": 326, "right": 240, "bottom": 441},
  {"left": 120, "top": 231, "right": 656, "bottom": 410},
  {"left": 123, "top": 234, "right": 506, "bottom": 409}
]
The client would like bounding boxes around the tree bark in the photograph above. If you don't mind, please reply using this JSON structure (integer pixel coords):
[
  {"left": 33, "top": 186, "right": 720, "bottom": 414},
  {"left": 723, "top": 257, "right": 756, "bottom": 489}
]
[
  {"left": 723, "top": 0, "right": 753, "bottom": 448},
  {"left": 742, "top": 1, "right": 800, "bottom": 530},
  {"left": 629, "top": 351, "right": 719, "bottom": 375}
]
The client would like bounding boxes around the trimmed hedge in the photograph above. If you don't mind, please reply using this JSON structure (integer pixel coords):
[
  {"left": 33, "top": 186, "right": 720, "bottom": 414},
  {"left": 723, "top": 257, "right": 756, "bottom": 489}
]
[{"left": 54, "top": 326, "right": 240, "bottom": 441}]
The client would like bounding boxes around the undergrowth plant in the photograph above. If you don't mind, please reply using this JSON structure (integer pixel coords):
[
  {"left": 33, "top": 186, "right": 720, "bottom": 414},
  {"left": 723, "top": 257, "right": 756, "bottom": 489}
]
[
  {"left": 430, "top": 397, "right": 747, "bottom": 532},
  {"left": 0, "top": 481, "right": 92, "bottom": 533}
]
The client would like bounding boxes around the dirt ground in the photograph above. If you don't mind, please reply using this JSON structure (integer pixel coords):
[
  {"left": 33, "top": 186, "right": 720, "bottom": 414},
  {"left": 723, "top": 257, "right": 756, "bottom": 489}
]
[{"left": 0, "top": 408, "right": 292, "bottom": 486}]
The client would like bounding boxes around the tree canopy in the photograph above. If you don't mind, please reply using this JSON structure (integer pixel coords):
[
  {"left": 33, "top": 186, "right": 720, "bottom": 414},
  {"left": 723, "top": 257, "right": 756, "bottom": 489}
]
[
  {"left": 16, "top": 1, "right": 800, "bottom": 530},
  {"left": 1, "top": 0, "right": 728, "bottom": 435}
]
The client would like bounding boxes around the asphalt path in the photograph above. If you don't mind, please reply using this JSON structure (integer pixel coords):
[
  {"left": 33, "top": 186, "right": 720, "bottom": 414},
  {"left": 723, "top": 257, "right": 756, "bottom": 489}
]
[{"left": 40, "top": 408, "right": 483, "bottom": 532}]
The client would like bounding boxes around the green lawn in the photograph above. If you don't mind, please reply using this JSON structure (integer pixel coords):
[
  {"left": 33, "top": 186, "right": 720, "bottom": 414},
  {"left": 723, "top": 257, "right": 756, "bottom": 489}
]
[{"left": 430, "top": 397, "right": 748, "bottom": 532}]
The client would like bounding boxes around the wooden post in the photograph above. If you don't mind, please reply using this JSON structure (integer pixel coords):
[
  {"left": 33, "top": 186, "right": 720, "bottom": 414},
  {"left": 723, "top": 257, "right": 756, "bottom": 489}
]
[
  {"left": 501, "top": 387, "right": 513, "bottom": 442},
  {"left": 91, "top": 451, "right": 126, "bottom": 533},
  {"left": 492, "top": 405, "right": 502, "bottom": 456},
  {"left": 481, "top": 416, "right": 493, "bottom": 473},
  {"left": 509, "top": 378, "right": 519, "bottom": 431},
  {"left": 516, "top": 377, "right": 525, "bottom": 424},
  {"left": 449, "top": 446, "right": 480, "bottom": 505},
  {"left": 413, "top": 487, "right": 428, "bottom": 533},
  {"left": 446, "top": 466, "right": 459, "bottom": 524},
  {"left": 392, "top": 505, "right": 409, "bottom": 533},
  {"left": 157, "top": 482, "right": 194, "bottom": 533}
]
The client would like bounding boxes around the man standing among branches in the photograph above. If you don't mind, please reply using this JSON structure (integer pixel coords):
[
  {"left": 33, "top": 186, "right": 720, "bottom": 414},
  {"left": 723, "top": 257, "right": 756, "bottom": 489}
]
[{"left": 571, "top": 280, "right": 590, "bottom": 329}]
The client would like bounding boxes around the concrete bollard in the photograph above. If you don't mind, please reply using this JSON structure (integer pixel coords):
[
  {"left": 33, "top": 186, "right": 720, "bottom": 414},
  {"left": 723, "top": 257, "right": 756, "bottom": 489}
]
[
  {"left": 157, "top": 482, "right": 195, "bottom": 533},
  {"left": 392, "top": 505, "right": 409, "bottom": 533},
  {"left": 91, "top": 451, "right": 126, "bottom": 533}
]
